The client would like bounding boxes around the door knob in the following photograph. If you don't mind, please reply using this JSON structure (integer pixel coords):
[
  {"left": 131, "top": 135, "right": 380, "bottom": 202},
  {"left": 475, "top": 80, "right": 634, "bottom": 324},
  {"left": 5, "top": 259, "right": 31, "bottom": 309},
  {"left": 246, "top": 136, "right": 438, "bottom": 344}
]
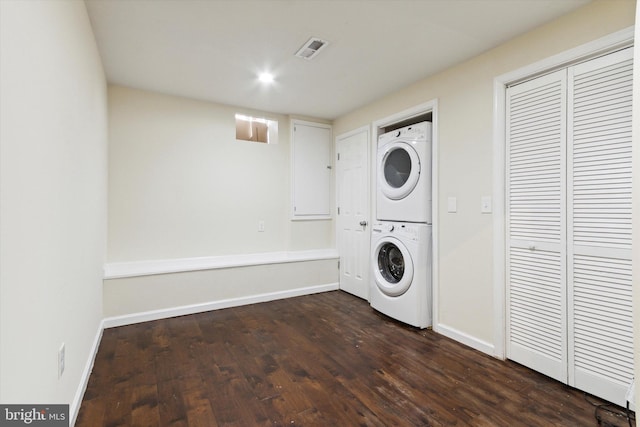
[{"left": 359, "top": 221, "right": 368, "bottom": 227}]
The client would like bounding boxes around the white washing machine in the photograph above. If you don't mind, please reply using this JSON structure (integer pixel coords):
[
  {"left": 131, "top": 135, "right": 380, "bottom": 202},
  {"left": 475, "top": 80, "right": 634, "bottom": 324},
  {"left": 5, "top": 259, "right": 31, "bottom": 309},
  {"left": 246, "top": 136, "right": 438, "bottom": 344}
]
[
  {"left": 370, "top": 221, "right": 432, "bottom": 328},
  {"left": 376, "top": 122, "right": 432, "bottom": 223}
]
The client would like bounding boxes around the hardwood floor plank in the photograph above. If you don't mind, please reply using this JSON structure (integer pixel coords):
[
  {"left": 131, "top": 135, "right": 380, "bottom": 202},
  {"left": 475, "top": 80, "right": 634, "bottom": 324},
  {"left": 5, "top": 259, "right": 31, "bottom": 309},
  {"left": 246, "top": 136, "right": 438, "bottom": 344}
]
[
  {"left": 131, "top": 384, "right": 160, "bottom": 427},
  {"left": 77, "top": 291, "right": 634, "bottom": 427},
  {"left": 183, "top": 391, "right": 218, "bottom": 427},
  {"left": 102, "top": 384, "right": 133, "bottom": 427},
  {"left": 156, "top": 379, "right": 189, "bottom": 427},
  {"left": 74, "top": 398, "right": 105, "bottom": 426}
]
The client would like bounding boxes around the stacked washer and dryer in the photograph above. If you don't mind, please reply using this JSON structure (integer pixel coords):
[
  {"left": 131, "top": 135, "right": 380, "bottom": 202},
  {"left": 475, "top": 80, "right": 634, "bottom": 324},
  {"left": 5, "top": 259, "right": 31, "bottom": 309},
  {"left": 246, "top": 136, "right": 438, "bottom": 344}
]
[{"left": 370, "top": 122, "right": 433, "bottom": 328}]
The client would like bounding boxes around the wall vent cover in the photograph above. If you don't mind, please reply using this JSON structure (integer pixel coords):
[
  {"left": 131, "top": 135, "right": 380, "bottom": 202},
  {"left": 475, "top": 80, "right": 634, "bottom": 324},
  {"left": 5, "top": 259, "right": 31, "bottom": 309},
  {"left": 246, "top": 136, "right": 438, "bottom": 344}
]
[{"left": 295, "top": 37, "right": 329, "bottom": 60}]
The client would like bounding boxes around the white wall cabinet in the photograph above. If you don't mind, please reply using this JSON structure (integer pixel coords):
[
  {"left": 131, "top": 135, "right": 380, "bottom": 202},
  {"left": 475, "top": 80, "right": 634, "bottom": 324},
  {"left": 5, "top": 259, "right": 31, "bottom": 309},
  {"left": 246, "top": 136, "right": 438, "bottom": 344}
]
[
  {"left": 291, "top": 120, "right": 332, "bottom": 219},
  {"left": 506, "top": 47, "right": 634, "bottom": 406}
]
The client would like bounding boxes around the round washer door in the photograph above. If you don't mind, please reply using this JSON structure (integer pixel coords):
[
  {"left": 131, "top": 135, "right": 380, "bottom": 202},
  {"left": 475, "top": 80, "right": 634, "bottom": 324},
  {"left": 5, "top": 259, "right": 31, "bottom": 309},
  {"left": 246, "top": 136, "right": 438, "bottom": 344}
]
[
  {"left": 373, "top": 236, "right": 414, "bottom": 297},
  {"left": 378, "top": 142, "right": 421, "bottom": 200}
]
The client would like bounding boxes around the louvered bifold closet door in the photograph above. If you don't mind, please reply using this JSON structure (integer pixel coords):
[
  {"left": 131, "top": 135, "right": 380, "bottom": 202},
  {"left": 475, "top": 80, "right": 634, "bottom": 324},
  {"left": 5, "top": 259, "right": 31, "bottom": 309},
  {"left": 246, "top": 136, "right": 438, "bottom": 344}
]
[
  {"left": 567, "top": 47, "right": 634, "bottom": 406},
  {"left": 506, "top": 70, "right": 568, "bottom": 383}
]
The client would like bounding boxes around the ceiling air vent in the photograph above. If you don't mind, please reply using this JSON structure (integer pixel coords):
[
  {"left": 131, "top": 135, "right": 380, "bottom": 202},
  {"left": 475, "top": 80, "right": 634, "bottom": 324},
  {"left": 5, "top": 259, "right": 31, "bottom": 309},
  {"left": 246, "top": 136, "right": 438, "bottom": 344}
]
[{"left": 295, "top": 37, "right": 329, "bottom": 60}]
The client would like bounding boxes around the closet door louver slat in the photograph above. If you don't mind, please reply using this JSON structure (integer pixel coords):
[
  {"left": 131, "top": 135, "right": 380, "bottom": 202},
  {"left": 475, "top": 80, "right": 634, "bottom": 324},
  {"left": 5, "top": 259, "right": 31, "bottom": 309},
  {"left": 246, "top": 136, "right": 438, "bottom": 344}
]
[
  {"left": 567, "top": 49, "right": 634, "bottom": 405},
  {"left": 506, "top": 70, "right": 567, "bottom": 382}
]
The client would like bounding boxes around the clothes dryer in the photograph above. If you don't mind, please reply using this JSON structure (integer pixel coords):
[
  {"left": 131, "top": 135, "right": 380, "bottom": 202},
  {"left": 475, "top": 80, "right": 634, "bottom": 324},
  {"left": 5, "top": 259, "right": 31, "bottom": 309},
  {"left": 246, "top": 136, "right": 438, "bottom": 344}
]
[
  {"left": 370, "top": 221, "right": 432, "bottom": 328},
  {"left": 376, "top": 122, "right": 432, "bottom": 223}
]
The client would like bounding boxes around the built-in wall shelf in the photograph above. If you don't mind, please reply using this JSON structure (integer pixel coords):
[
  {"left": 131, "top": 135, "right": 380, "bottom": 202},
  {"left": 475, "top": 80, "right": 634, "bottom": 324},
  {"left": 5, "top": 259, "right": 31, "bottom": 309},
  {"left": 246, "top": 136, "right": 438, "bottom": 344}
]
[{"left": 104, "top": 249, "right": 339, "bottom": 279}]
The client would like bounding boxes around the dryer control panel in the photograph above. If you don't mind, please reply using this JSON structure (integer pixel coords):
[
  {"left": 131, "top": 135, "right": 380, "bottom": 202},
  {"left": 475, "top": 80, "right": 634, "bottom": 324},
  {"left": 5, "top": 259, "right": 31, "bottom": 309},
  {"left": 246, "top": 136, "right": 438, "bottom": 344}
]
[
  {"left": 378, "top": 121, "right": 430, "bottom": 146},
  {"left": 372, "top": 222, "right": 419, "bottom": 241}
]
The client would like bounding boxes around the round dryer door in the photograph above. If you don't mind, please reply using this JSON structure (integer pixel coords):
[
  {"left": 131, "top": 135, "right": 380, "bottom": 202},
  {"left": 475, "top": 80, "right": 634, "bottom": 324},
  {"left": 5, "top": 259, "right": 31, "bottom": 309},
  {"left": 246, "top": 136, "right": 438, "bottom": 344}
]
[
  {"left": 373, "top": 236, "right": 414, "bottom": 297},
  {"left": 378, "top": 142, "right": 420, "bottom": 200}
]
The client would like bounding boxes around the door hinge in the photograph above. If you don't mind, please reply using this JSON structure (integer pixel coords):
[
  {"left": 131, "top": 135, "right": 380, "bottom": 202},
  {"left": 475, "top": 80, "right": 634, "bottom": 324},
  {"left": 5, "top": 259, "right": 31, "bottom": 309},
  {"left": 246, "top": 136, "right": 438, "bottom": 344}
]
[
  {"left": 337, "top": 207, "right": 340, "bottom": 215},
  {"left": 337, "top": 153, "right": 340, "bottom": 160},
  {"left": 338, "top": 260, "right": 340, "bottom": 270}
]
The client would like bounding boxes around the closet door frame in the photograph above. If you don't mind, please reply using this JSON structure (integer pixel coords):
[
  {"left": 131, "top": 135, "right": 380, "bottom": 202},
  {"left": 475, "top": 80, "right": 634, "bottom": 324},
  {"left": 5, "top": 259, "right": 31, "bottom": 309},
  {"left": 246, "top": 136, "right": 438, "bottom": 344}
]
[{"left": 492, "top": 27, "right": 634, "bottom": 360}]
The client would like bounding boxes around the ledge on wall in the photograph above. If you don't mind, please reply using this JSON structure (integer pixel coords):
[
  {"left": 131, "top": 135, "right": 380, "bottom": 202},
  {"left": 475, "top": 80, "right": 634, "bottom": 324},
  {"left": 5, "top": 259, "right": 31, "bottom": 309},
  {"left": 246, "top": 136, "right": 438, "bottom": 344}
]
[{"left": 104, "top": 248, "right": 340, "bottom": 279}]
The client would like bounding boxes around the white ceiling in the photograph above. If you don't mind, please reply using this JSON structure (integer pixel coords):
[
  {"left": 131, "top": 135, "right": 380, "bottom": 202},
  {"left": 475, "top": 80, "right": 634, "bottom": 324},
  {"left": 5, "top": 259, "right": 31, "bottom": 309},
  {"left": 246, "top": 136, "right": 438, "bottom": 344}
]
[{"left": 85, "top": 0, "right": 591, "bottom": 120}]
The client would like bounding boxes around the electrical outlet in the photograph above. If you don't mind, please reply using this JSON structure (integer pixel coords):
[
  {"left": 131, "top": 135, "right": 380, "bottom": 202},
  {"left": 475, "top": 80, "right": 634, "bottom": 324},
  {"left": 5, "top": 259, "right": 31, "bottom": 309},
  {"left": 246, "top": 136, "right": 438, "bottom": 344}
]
[
  {"left": 58, "top": 343, "right": 65, "bottom": 378},
  {"left": 481, "top": 196, "right": 492, "bottom": 214},
  {"left": 447, "top": 197, "right": 457, "bottom": 213}
]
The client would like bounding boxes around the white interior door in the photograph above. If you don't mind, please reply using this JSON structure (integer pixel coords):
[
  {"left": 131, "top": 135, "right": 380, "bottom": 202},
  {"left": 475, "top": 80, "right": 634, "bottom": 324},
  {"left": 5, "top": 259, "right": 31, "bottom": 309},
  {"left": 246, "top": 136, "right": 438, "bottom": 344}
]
[
  {"left": 506, "top": 69, "right": 568, "bottom": 383},
  {"left": 336, "top": 127, "right": 370, "bottom": 300}
]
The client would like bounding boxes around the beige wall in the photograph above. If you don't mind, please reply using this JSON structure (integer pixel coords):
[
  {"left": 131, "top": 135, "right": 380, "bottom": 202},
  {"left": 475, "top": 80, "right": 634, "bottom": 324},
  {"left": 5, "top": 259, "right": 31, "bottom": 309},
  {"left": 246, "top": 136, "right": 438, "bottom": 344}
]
[
  {"left": 334, "top": 0, "right": 636, "bottom": 346},
  {"left": 106, "top": 86, "right": 337, "bottom": 322},
  {"left": 108, "top": 85, "right": 333, "bottom": 262},
  {"left": 0, "top": 0, "right": 107, "bottom": 414}
]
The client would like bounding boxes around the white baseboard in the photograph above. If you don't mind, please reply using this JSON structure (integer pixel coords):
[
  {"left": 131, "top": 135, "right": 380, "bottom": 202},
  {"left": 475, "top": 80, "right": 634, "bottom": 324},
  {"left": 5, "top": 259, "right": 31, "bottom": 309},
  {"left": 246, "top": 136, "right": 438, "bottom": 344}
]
[
  {"left": 434, "top": 323, "right": 495, "bottom": 356},
  {"left": 70, "top": 319, "right": 104, "bottom": 427},
  {"left": 103, "top": 282, "right": 339, "bottom": 329}
]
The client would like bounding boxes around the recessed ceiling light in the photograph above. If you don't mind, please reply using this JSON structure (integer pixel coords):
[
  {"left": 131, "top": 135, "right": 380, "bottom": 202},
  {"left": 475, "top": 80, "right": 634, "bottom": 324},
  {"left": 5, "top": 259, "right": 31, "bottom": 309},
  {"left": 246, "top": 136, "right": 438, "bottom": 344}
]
[{"left": 258, "top": 72, "right": 275, "bottom": 84}]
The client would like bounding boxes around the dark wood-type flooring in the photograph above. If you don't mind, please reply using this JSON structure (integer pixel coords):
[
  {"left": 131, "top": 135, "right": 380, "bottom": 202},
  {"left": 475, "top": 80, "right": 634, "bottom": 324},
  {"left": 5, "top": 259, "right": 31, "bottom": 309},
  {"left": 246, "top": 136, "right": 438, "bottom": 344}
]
[{"left": 77, "top": 291, "right": 634, "bottom": 426}]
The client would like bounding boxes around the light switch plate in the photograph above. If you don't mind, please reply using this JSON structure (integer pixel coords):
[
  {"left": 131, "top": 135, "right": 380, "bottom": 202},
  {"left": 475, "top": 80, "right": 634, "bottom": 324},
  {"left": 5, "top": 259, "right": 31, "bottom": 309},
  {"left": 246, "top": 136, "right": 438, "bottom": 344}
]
[
  {"left": 481, "top": 196, "right": 492, "bottom": 214},
  {"left": 447, "top": 197, "right": 457, "bottom": 213}
]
